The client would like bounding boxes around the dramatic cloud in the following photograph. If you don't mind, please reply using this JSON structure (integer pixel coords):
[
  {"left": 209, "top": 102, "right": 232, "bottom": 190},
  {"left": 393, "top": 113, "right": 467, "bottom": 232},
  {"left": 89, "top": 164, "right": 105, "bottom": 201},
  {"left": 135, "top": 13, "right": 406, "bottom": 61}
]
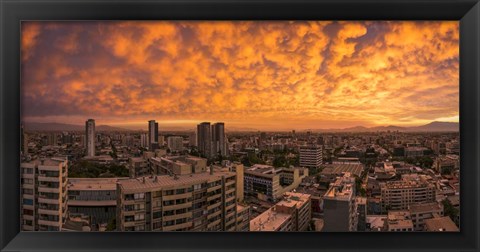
[{"left": 21, "top": 21, "right": 459, "bottom": 130}]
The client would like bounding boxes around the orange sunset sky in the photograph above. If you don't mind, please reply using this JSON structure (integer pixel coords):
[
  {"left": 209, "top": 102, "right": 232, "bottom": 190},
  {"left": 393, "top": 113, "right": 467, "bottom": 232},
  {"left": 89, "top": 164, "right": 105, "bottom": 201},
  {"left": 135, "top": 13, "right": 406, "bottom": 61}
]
[{"left": 21, "top": 21, "right": 459, "bottom": 131}]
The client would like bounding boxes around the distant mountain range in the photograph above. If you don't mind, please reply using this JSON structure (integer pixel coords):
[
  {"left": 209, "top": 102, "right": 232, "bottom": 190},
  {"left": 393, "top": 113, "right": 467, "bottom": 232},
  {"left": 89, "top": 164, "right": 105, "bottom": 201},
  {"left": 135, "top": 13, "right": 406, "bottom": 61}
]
[
  {"left": 23, "top": 121, "right": 459, "bottom": 132},
  {"left": 24, "top": 122, "right": 130, "bottom": 132},
  {"left": 316, "top": 121, "right": 459, "bottom": 133}
]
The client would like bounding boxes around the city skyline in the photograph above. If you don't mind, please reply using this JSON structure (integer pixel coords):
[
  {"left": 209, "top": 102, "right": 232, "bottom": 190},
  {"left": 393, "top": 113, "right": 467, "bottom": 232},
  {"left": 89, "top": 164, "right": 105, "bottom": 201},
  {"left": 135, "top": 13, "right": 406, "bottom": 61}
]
[{"left": 21, "top": 21, "right": 459, "bottom": 130}]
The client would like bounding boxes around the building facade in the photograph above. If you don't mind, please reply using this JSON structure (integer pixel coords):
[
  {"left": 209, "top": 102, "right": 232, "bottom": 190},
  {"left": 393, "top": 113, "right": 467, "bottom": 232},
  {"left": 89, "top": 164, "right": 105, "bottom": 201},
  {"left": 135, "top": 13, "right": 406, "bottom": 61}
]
[
  {"left": 85, "top": 119, "right": 96, "bottom": 157},
  {"left": 21, "top": 158, "right": 69, "bottom": 231},
  {"left": 322, "top": 173, "right": 358, "bottom": 232},
  {"left": 380, "top": 176, "right": 436, "bottom": 212},
  {"left": 116, "top": 166, "right": 243, "bottom": 231},
  {"left": 148, "top": 120, "right": 159, "bottom": 150},
  {"left": 299, "top": 145, "right": 323, "bottom": 169}
]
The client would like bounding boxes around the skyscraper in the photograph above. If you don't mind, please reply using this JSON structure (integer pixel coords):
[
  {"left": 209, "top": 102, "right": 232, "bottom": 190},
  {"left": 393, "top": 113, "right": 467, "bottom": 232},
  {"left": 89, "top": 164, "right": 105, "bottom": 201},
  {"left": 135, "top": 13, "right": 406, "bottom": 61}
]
[
  {"left": 85, "top": 119, "right": 95, "bottom": 157},
  {"left": 197, "top": 122, "right": 211, "bottom": 158},
  {"left": 148, "top": 120, "right": 159, "bottom": 150},
  {"left": 212, "top": 122, "right": 226, "bottom": 157}
]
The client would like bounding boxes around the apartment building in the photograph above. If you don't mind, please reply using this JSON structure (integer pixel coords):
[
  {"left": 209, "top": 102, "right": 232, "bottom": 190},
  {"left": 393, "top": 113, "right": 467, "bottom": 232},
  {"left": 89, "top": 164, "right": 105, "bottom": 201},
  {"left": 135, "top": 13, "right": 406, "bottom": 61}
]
[
  {"left": 244, "top": 164, "right": 308, "bottom": 202},
  {"left": 250, "top": 192, "right": 311, "bottom": 231},
  {"left": 67, "top": 178, "right": 125, "bottom": 226},
  {"left": 323, "top": 173, "right": 358, "bottom": 232},
  {"left": 116, "top": 167, "right": 239, "bottom": 231},
  {"left": 380, "top": 175, "right": 436, "bottom": 212},
  {"left": 21, "top": 157, "right": 68, "bottom": 231},
  {"left": 299, "top": 145, "right": 323, "bottom": 169}
]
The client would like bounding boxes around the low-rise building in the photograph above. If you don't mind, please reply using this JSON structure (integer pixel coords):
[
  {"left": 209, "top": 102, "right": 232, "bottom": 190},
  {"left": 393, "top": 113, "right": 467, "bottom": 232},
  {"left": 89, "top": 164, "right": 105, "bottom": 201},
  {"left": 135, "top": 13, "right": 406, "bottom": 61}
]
[
  {"left": 387, "top": 210, "right": 414, "bottom": 231},
  {"left": 380, "top": 175, "right": 436, "bottom": 212},
  {"left": 244, "top": 164, "right": 308, "bottom": 202},
  {"left": 409, "top": 202, "right": 444, "bottom": 231},
  {"left": 249, "top": 192, "right": 311, "bottom": 231},
  {"left": 424, "top": 216, "right": 459, "bottom": 231}
]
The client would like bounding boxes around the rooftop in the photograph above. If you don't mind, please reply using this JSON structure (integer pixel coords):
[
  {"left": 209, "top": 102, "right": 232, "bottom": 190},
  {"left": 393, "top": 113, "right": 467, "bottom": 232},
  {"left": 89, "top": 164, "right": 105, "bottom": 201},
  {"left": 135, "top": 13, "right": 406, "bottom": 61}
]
[
  {"left": 118, "top": 171, "right": 235, "bottom": 193},
  {"left": 68, "top": 178, "right": 127, "bottom": 191},
  {"left": 249, "top": 207, "right": 291, "bottom": 231},
  {"left": 424, "top": 216, "right": 459, "bottom": 232},
  {"left": 409, "top": 202, "right": 442, "bottom": 213},
  {"left": 321, "top": 163, "right": 363, "bottom": 177}
]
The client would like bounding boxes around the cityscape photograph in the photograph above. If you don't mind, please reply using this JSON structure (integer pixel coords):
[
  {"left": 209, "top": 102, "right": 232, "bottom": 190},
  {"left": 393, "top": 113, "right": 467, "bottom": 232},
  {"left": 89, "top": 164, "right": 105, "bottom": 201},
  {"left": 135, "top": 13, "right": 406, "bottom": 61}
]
[{"left": 20, "top": 21, "right": 459, "bottom": 232}]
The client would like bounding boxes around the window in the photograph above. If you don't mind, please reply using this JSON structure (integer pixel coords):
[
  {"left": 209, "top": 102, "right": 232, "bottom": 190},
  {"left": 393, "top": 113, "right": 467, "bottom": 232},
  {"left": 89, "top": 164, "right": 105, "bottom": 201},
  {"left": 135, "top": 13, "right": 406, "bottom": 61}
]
[
  {"left": 153, "top": 211, "right": 161, "bottom": 219},
  {"left": 165, "top": 190, "right": 174, "bottom": 196},
  {"left": 124, "top": 194, "right": 134, "bottom": 200},
  {"left": 163, "top": 200, "right": 174, "bottom": 206},
  {"left": 164, "top": 210, "right": 174, "bottom": 216},
  {"left": 152, "top": 190, "right": 162, "bottom": 198},
  {"left": 135, "top": 225, "right": 145, "bottom": 231},
  {"left": 164, "top": 220, "right": 175, "bottom": 226},
  {"left": 134, "top": 193, "right": 145, "bottom": 200},
  {"left": 134, "top": 203, "right": 145, "bottom": 211},
  {"left": 22, "top": 188, "right": 33, "bottom": 195},
  {"left": 23, "top": 199, "right": 33, "bottom": 205},
  {"left": 134, "top": 213, "right": 145, "bottom": 221},
  {"left": 176, "top": 188, "right": 186, "bottom": 194}
]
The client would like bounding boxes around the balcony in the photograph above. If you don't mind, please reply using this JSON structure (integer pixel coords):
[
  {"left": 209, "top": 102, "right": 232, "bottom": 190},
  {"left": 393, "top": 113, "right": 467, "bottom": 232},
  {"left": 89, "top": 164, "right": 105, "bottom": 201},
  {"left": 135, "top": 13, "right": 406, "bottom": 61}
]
[
  {"left": 207, "top": 185, "right": 222, "bottom": 193},
  {"left": 163, "top": 192, "right": 192, "bottom": 201},
  {"left": 38, "top": 219, "right": 60, "bottom": 227},
  {"left": 38, "top": 186, "right": 58, "bottom": 193},
  {"left": 206, "top": 193, "right": 222, "bottom": 201},
  {"left": 38, "top": 197, "right": 60, "bottom": 205},
  {"left": 162, "top": 212, "right": 193, "bottom": 222},
  {"left": 162, "top": 222, "right": 192, "bottom": 231},
  {"left": 206, "top": 201, "right": 222, "bottom": 211},
  {"left": 38, "top": 208, "right": 59, "bottom": 216},
  {"left": 163, "top": 202, "right": 192, "bottom": 211},
  {"left": 22, "top": 225, "right": 34, "bottom": 231},
  {"left": 37, "top": 175, "right": 59, "bottom": 182}
]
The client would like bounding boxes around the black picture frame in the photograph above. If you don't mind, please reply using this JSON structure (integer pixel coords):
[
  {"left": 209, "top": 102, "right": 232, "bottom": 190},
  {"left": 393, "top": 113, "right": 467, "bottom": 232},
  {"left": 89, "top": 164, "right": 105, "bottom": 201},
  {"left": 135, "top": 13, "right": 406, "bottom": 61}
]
[{"left": 1, "top": 0, "right": 479, "bottom": 251}]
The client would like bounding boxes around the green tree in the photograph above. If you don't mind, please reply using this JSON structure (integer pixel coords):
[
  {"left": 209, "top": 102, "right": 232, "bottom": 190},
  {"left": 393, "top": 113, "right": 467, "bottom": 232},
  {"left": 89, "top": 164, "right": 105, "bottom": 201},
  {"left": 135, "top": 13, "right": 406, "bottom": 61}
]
[
  {"left": 106, "top": 218, "right": 116, "bottom": 231},
  {"left": 442, "top": 199, "right": 459, "bottom": 222}
]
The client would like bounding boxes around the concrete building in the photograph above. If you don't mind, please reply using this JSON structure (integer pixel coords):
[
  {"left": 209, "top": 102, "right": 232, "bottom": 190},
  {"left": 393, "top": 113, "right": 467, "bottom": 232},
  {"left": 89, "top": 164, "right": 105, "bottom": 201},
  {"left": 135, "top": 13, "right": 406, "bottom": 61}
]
[
  {"left": 148, "top": 120, "right": 159, "bottom": 150},
  {"left": 356, "top": 197, "right": 367, "bottom": 231},
  {"left": 244, "top": 164, "right": 308, "bottom": 202},
  {"left": 380, "top": 175, "right": 436, "bottom": 212},
  {"left": 387, "top": 210, "right": 414, "bottom": 231},
  {"left": 236, "top": 204, "right": 251, "bottom": 231},
  {"left": 128, "top": 157, "right": 150, "bottom": 178},
  {"left": 197, "top": 122, "right": 212, "bottom": 158},
  {"left": 299, "top": 145, "right": 323, "bottom": 169},
  {"left": 116, "top": 166, "right": 241, "bottom": 231},
  {"left": 167, "top": 136, "right": 184, "bottom": 152},
  {"left": 229, "top": 163, "right": 244, "bottom": 202},
  {"left": 409, "top": 202, "right": 444, "bottom": 231},
  {"left": 323, "top": 173, "right": 357, "bottom": 232},
  {"left": 85, "top": 119, "right": 95, "bottom": 157},
  {"left": 212, "top": 122, "right": 227, "bottom": 157},
  {"left": 189, "top": 131, "right": 197, "bottom": 147},
  {"left": 250, "top": 192, "right": 311, "bottom": 231},
  {"left": 67, "top": 178, "right": 124, "bottom": 226},
  {"left": 21, "top": 157, "right": 69, "bottom": 231}
]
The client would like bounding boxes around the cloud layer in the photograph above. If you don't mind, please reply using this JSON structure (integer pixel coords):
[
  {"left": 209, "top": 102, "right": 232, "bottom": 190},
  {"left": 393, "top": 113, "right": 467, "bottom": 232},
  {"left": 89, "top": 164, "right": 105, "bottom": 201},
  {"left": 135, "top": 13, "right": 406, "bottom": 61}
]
[{"left": 21, "top": 21, "right": 459, "bottom": 130}]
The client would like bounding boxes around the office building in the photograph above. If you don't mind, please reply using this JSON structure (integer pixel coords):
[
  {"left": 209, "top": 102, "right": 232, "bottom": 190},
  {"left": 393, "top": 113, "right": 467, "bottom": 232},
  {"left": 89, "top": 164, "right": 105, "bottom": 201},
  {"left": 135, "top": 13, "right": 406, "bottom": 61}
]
[
  {"left": 167, "top": 136, "right": 184, "bottom": 152},
  {"left": 21, "top": 157, "right": 69, "bottom": 231},
  {"left": 244, "top": 164, "right": 309, "bottom": 202},
  {"left": 148, "top": 120, "right": 159, "bottom": 150},
  {"left": 85, "top": 119, "right": 96, "bottom": 157},
  {"left": 323, "top": 173, "right": 357, "bottom": 232},
  {"left": 197, "top": 122, "right": 212, "bottom": 158},
  {"left": 299, "top": 145, "right": 323, "bottom": 169},
  {"left": 116, "top": 167, "right": 239, "bottom": 231},
  {"left": 250, "top": 192, "right": 311, "bottom": 231},
  {"left": 212, "top": 122, "right": 226, "bottom": 157}
]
